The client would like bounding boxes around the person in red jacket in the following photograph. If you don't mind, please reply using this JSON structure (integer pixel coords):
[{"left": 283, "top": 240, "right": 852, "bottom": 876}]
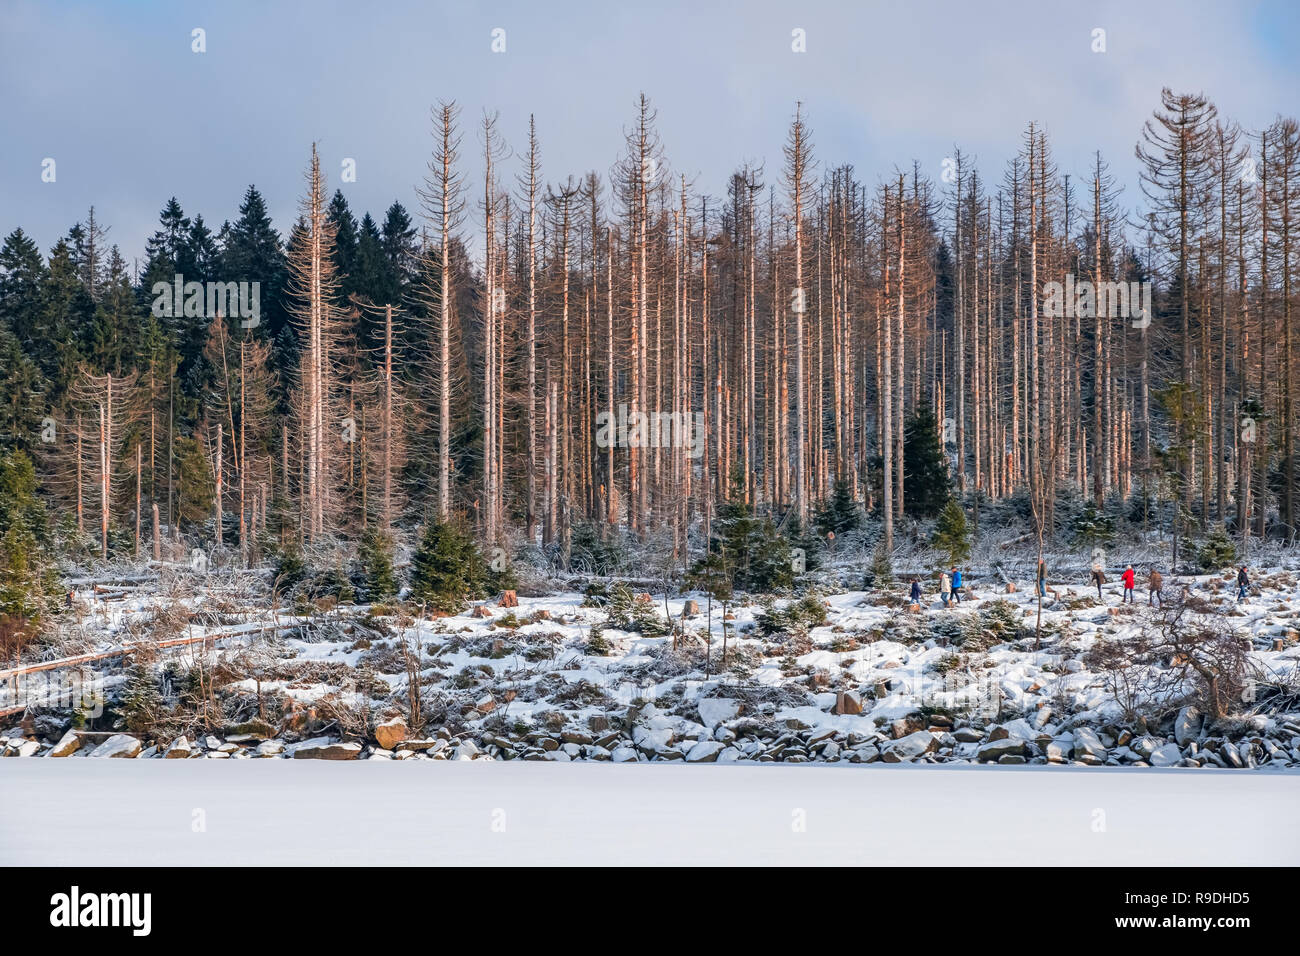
[{"left": 1121, "top": 565, "right": 1136, "bottom": 603}]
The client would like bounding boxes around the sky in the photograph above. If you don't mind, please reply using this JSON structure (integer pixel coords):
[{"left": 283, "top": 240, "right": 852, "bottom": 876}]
[{"left": 2, "top": 0, "right": 1298, "bottom": 268}]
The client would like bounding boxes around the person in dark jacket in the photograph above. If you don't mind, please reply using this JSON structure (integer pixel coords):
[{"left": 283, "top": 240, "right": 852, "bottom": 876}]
[
  {"left": 1036, "top": 559, "right": 1047, "bottom": 598},
  {"left": 1148, "top": 568, "right": 1163, "bottom": 608},
  {"left": 1090, "top": 565, "right": 1106, "bottom": 600},
  {"left": 909, "top": 579, "right": 922, "bottom": 605},
  {"left": 1237, "top": 566, "right": 1250, "bottom": 601}
]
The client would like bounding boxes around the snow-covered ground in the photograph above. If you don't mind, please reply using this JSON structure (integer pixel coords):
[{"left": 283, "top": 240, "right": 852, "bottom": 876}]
[
  {"left": 3, "top": 760, "right": 1296, "bottom": 865},
  {"left": 5, "top": 564, "right": 1300, "bottom": 769}
]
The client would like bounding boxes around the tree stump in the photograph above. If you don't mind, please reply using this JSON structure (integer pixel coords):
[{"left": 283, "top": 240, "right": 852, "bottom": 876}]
[{"left": 498, "top": 590, "right": 519, "bottom": 608}]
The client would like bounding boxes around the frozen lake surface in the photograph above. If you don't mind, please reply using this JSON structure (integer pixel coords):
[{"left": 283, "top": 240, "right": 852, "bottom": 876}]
[{"left": 2, "top": 762, "right": 1296, "bottom": 865}]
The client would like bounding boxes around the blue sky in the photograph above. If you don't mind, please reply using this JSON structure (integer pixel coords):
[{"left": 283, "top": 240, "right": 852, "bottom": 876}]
[{"left": 2, "top": 0, "right": 1297, "bottom": 266}]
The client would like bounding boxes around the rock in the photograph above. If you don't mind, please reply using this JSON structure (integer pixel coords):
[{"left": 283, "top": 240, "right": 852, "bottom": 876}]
[
  {"left": 697, "top": 698, "right": 740, "bottom": 727},
  {"left": 374, "top": 717, "right": 408, "bottom": 750},
  {"left": 882, "top": 731, "right": 938, "bottom": 763},
  {"left": 685, "top": 740, "right": 725, "bottom": 762},
  {"left": 255, "top": 739, "right": 285, "bottom": 756},
  {"left": 89, "top": 734, "right": 142, "bottom": 759},
  {"left": 977, "top": 737, "right": 1028, "bottom": 762},
  {"left": 611, "top": 746, "right": 638, "bottom": 762},
  {"left": 953, "top": 727, "right": 984, "bottom": 743},
  {"left": 4, "top": 739, "right": 40, "bottom": 757},
  {"left": 632, "top": 725, "right": 675, "bottom": 753},
  {"left": 475, "top": 694, "right": 496, "bottom": 714},
  {"left": 1073, "top": 727, "right": 1107, "bottom": 761},
  {"left": 1149, "top": 743, "right": 1183, "bottom": 767},
  {"left": 48, "top": 730, "right": 81, "bottom": 758},
  {"left": 997, "top": 754, "right": 1027, "bottom": 764},
  {"left": 225, "top": 719, "right": 275, "bottom": 740},
  {"left": 163, "top": 736, "right": 192, "bottom": 759},
  {"left": 292, "top": 739, "right": 362, "bottom": 760},
  {"left": 202, "top": 735, "right": 223, "bottom": 751},
  {"left": 1044, "top": 737, "right": 1073, "bottom": 762},
  {"left": 832, "top": 690, "right": 863, "bottom": 715},
  {"left": 1174, "top": 706, "right": 1202, "bottom": 747},
  {"left": 1130, "top": 736, "right": 1159, "bottom": 759},
  {"left": 396, "top": 738, "right": 440, "bottom": 752},
  {"left": 456, "top": 739, "right": 479, "bottom": 760},
  {"left": 561, "top": 730, "right": 593, "bottom": 745}
]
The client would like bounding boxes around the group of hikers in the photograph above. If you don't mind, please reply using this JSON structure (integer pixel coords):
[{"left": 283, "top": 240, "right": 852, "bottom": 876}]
[{"left": 905, "top": 563, "right": 1253, "bottom": 608}]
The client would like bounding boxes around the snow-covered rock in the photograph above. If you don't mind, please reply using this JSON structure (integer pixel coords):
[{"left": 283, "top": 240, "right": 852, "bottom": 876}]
[
  {"left": 1073, "top": 727, "right": 1107, "bottom": 762},
  {"left": 685, "top": 740, "right": 724, "bottom": 762},
  {"left": 697, "top": 698, "right": 740, "bottom": 727},
  {"left": 48, "top": 730, "right": 81, "bottom": 758},
  {"left": 89, "top": 734, "right": 141, "bottom": 759},
  {"left": 1174, "top": 707, "right": 1202, "bottom": 747},
  {"left": 1149, "top": 743, "right": 1183, "bottom": 768},
  {"left": 978, "top": 737, "right": 1029, "bottom": 762},
  {"left": 882, "top": 731, "right": 938, "bottom": 762},
  {"left": 291, "top": 738, "right": 362, "bottom": 760}
]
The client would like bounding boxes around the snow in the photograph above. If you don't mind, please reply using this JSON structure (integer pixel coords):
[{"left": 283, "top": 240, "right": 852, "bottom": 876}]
[{"left": 1, "top": 761, "right": 1295, "bottom": 865}]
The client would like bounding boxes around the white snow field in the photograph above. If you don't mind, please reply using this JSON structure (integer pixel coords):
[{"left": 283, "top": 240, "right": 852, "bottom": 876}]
[{"left": 1, "top": 761, "right": 1295, "bottom": 866}]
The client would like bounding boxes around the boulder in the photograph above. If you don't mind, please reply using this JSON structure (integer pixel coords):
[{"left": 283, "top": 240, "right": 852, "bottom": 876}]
[
  {"left": 255, "top": 739, "right": 286, "bottom": 756},
  {"left": 685, "top": 740, "right": 725, "bottom": 762},
  {"left": 882, "top": 730, "right": 938, "bottom": 763},
  {"left": 832, "top": 690, "right": 863, "bottom": 715},
  {"left": 1149, "top": 743, "right": 1183, "bottom": 768},
  {"left": 1130, "top": 735, "right": 1159, "bottom": 759},
  {"left": 1174, "top": 706, "right": 1202, "bottom": 747},
  {"left": 396, "top": 738, "right": 441, "bottom": 752},
  {"left": 1073, "top": 726, "right": 1107, "bottom": 761},
  {"left": 89, "top": 734, "right": 142, "bottom": 759},
  {"left": 1044, "top": 737, "right": 1074, "bottom": 762},
  {"left": 292, "top": 739, "right": 363, "bottom": 760},
  {"left": 163, "top": 736, "right": 192, "bottom": 759},
  {"left": 48, "top": 730, "right": 81, "bottom": 758},
  {"left": 224, "top": 719, "right": 275, "bottom": 741},
  {"left": 977, "top": 737, "right": 1028, "bottom": 762},
  {"left": 374, "top": 718, "right": 408, "bottom": 750}
]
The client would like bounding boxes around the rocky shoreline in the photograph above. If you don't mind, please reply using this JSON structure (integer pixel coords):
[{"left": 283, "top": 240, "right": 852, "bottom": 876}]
[{"left": 6, "top": 702, "right": 1299, "bottom": 769}]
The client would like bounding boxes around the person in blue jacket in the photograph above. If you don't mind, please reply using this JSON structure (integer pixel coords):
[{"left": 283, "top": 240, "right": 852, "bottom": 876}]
[{"left": 950, "top": 567, "right": 964, "bottom": 603}]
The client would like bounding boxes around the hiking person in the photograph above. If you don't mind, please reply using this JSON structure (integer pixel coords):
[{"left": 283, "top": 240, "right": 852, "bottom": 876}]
[
  {"left": 1036, "top": 559, "right": 1047, "bottom": 598},
  {"left": 1237, "top": 565, "right": 1250, "bottom": 601},
  {"left": 1090, "top": 563, "right": 1106, "bottom": 600},
  {"left": 1148, "top": 567, "right": 1163, "bottom": 607},
  {"left": 1121, "top": 565, "right": 1136, "bottom": 603},
  {"left": 909, "top": 579, "right": 922, "bottom": 606},
  {"left": 940, "top": 571, "right": 952, "bottom": 607},
  {"left": 951, "top": 567, "right": 964, "bottom": 603}
]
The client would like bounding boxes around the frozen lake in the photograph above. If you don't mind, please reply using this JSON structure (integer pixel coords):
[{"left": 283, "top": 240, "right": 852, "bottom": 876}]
[{"left": 2, "top": 761, "right": 1296, "bottom": 866}]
